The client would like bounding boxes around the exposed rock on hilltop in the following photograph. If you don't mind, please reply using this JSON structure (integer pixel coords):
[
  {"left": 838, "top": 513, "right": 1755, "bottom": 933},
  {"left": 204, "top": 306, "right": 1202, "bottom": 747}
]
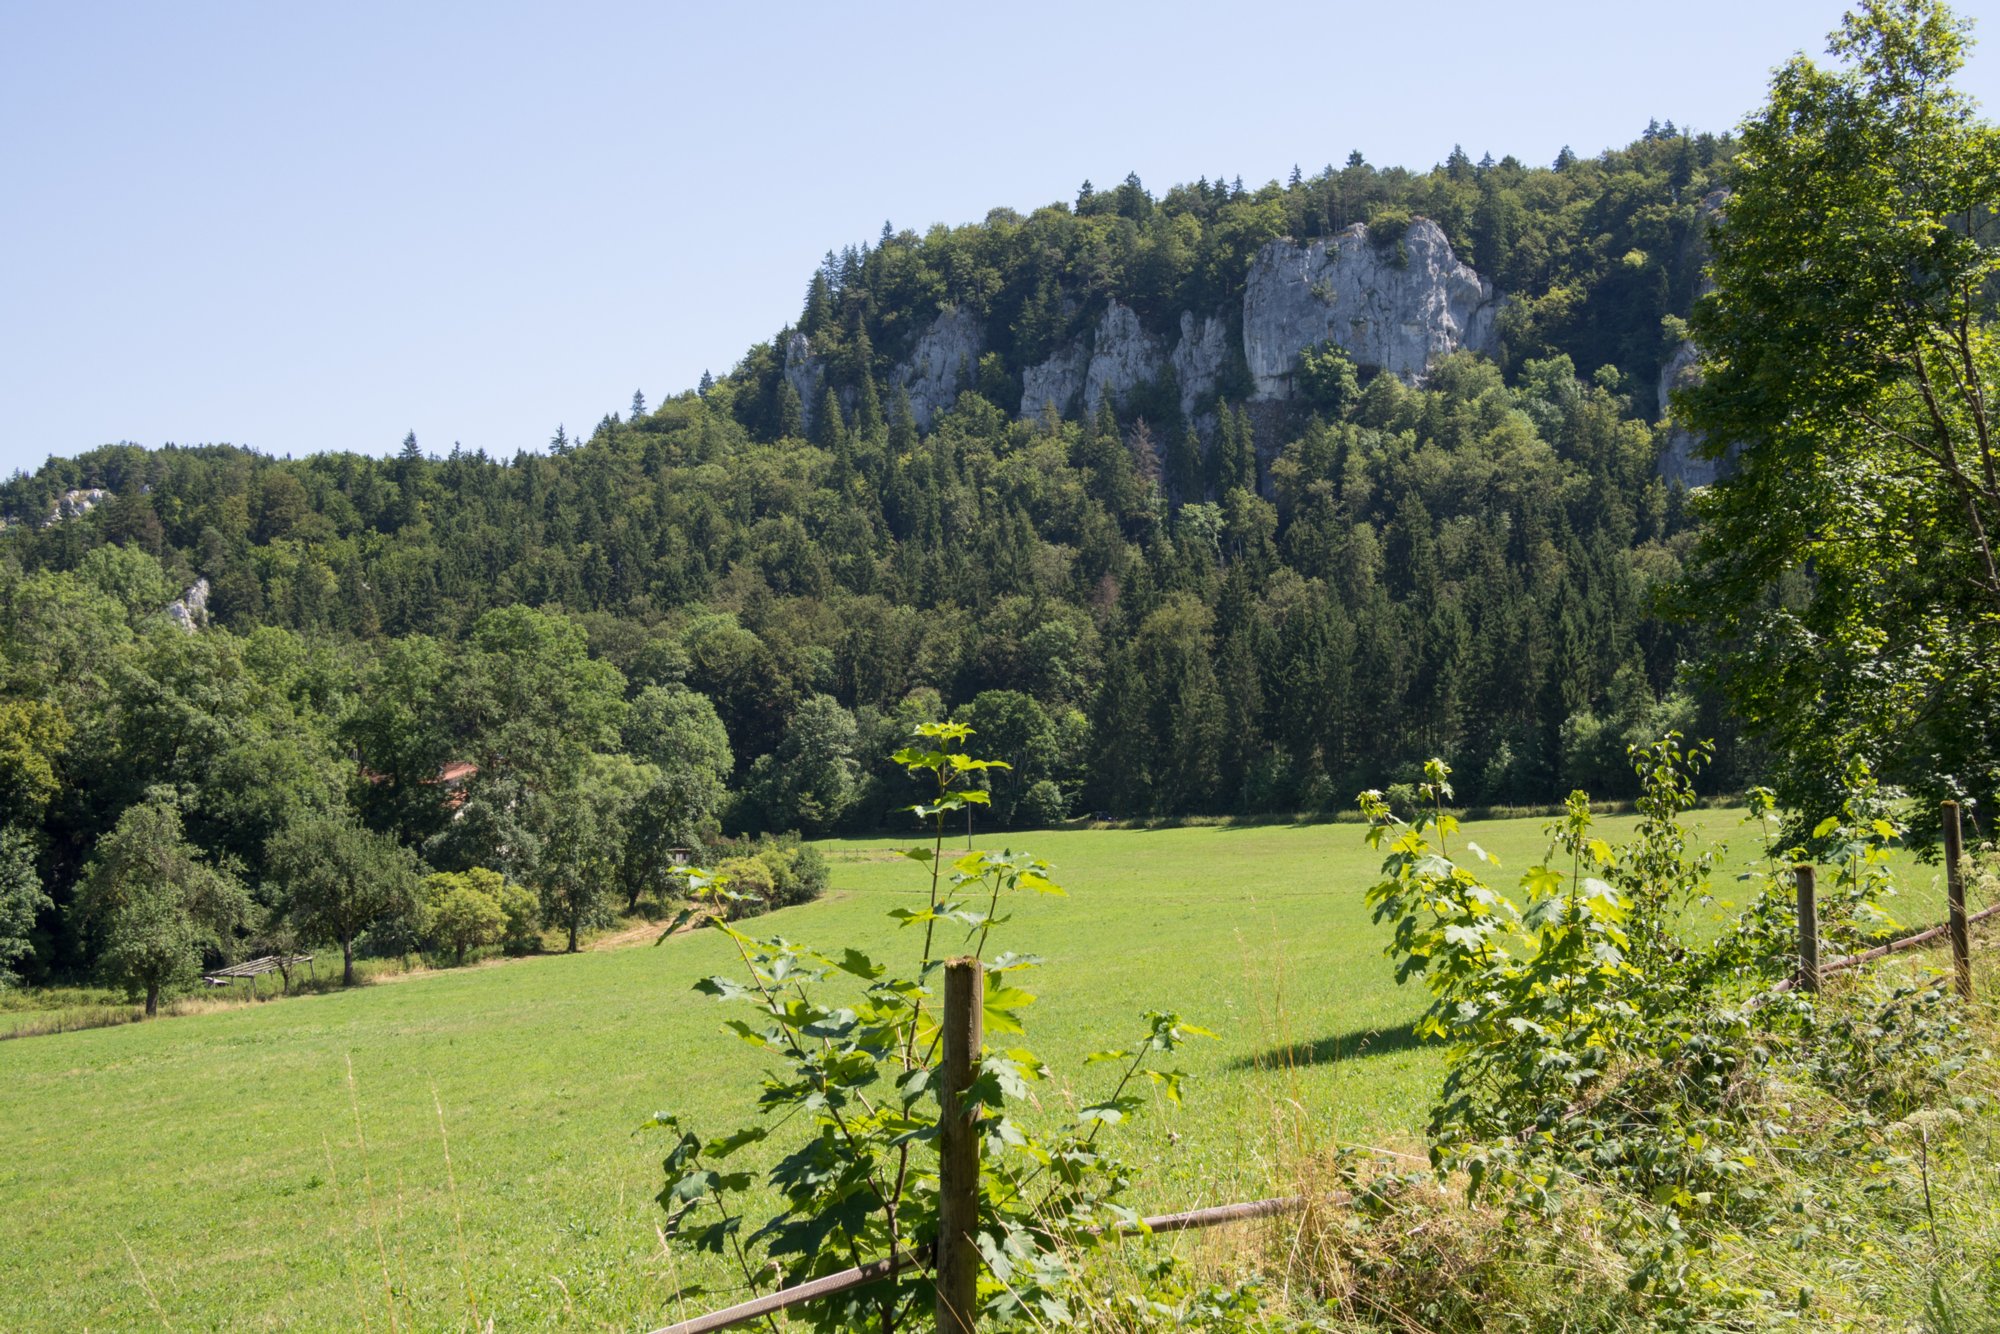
[
  {"left": 787, "top": 217, "right": 1506, "bottom": 435},
  {"left": 1015, "top": 219, "right": 1500, "bottom": 423},
  {"left": 889, "top": 305, "right": 982, "bottom": 430},
  {"left": 1244, "top": 219, "right": 1500, "bottom": 394},
  {"left": 44, "top": 487, "right": 112, "bottom": 527}
]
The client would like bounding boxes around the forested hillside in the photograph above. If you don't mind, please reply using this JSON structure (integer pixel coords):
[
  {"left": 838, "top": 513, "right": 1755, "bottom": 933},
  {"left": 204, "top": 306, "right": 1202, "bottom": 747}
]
[{"left": 1, "top": 127, "right": 1746, "bottom": 987}]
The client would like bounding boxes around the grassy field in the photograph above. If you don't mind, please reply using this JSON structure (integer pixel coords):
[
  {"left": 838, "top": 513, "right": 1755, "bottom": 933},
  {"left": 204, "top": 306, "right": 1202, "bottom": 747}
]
[{"left": 0, "top": 809, "right": 1962, "bottom": 1331}]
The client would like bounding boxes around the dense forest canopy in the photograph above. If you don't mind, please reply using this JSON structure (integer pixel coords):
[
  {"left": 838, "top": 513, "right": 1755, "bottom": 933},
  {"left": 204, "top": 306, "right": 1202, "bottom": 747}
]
[{"left": 1, "top": 125, "right": 1753, "bottom": 988}]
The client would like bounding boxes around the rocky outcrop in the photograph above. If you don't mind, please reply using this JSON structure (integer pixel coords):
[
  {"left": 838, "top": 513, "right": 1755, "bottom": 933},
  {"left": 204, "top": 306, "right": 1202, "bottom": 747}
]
[
  {"left": 889, "top": 305, "right": 982, "bottom": 429},
  {"left": 1655, "top": 340, "right": 1720, "bottom": 487},
  {"left": 1243, "top": 219, "right": 1500, "bottom": 396},
  {"left": 166, "top": 577, "right": 210, "bottom": 632},
  {"left": 1017, "top": 303, "right": 1232, "bottom": 422},
  {"left": 1082, "top": 302, "right": 1164, "bottom": 417},
  {"left": 44, "top": 487, "right": 111, "bottom": 527},
  {"left": 1019, "top": 341, "right": 1088, "bottom": 419},
  {"left": 799, "top": 217, "right": 1507, "bottom": 437},
  {"left": 1014, "top": 218, "right": 1498, "bottom": 424},
  {"left": 1170, "top": 311, "right": 1231, "bottom": 414}
]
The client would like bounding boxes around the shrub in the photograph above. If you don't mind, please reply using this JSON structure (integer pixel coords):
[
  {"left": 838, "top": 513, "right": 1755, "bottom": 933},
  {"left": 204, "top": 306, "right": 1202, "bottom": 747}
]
[
  {"left": 497, "top": 879, "right": 541, "bottom": 954},
  {"left": 1018, "top": 778, "right": 1069, "bottom": 826},
  {"left": 417, "top": 867, "right": 520, "bottom": 963},
  {"left": 711, "top": 856, "right": 773, "bottom": 919},
  {"left": 1381, "top": 781, "right": 1422, "bottom": 821},
  {"left": 766, "top": 842, "right": 829, "bottom": 907},
  {"left": 1355, "top": 739, "right": 1975, "bottom": 1323},
  {"left": 697, "top": 834, "right": 828, "bottom": 914},
  {"left": 1366, "top": 205, "right": 1411, "bottom": 247}
]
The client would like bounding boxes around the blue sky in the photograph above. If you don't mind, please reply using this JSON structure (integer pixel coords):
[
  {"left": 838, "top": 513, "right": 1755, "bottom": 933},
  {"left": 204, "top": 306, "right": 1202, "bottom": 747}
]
[{"left": 3, "top": 1, "right": 1994, "bottom": 478}]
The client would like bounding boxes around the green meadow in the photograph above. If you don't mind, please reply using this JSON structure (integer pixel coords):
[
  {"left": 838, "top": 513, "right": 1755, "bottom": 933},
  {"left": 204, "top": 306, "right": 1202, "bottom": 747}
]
[{"left": 0, "top": 810, "right": 1956, "bottom": 1331}]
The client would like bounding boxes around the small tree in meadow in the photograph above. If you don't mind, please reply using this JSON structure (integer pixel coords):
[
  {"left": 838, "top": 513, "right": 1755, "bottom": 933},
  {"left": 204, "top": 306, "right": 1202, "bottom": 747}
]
[
  {"left": 267, "top": 815, "right": 424, "bottom": 985},
  {"left": 538, "top": 800, "right": 618, "bottom": 952},
  {"left": 419, "top": 868, "right": 510, "bottom": 963},
  {"left": 79, "top": 788, "right": 248, "bottom": 1015}
]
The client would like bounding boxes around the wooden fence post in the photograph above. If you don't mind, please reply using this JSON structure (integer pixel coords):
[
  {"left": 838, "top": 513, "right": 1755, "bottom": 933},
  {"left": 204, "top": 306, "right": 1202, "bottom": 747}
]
[
  {"left": 937, "top": 957, "right": 983, "bottom": 1334},
  {"left": 1795, "top": 864, "right": 1819, "bottom": 994},
  {"left": 1944, "top": 801, "right": 1972, "bottom": 1000}
]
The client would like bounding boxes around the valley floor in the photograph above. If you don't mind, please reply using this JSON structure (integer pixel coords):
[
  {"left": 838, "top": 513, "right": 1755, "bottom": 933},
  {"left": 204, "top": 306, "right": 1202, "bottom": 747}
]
[{"left": 0, "top": 809, "right": 1960, "bottom": 1330}]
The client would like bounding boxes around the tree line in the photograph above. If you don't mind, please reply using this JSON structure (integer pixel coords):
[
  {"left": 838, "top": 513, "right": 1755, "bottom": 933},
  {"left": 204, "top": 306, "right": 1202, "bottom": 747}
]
[{"left": 0, "top": 126, "right": 1757, "bottom": 996}]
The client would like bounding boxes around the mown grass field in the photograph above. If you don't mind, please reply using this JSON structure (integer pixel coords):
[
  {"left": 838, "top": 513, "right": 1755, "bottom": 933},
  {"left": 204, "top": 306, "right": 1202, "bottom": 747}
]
[{"left": 0, "top": 810, "right": 1959, "bottom": 1331}]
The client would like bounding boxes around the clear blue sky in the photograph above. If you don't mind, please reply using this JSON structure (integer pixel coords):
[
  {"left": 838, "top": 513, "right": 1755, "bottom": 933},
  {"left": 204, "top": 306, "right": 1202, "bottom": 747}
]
[{"left": 3, "top": 1, "right": 1993, "bottom": 478}]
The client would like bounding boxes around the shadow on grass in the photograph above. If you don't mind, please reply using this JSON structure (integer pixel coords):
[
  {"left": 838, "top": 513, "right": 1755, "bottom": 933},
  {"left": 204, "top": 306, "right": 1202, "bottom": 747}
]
[{"left": 1229, "top": 1023, "right": 1428, "bottom": 1071}]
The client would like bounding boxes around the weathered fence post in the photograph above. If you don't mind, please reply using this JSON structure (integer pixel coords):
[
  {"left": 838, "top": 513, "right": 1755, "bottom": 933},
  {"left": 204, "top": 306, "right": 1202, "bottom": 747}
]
[
  {"left": 937, "top": 957, "right": 983, "bottom": 1334},
  {"left": 1944, "top": 801, "right": 1972, "bottom": 1000},
  {"left": 1795, "top": 864, "right": 1819, "bottom": 994}
]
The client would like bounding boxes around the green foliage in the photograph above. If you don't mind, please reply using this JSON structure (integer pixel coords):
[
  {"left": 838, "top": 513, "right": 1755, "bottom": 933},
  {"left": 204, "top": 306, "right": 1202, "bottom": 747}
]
[
  {"left": 267, "top": 815, "right": 424, "bottom": 984},
  {"left": 1293, "top": 341, "right": 1359, "bottom": 418},
  {"left": 536, "top": 788, "right": 620, "bottom": 954},
  {"left": 1678, "top": 0, "right": 2000, "bottom": 838},
  {"left": 416, "top": 867, "right": 524, "bottom": 963},
  {"left": 1360, "top": 738, "right": 1978, "bottom": 1322},
  {"left": 742, "top": 693, "right": 859, "bottom": 836},
  {"left": 652, "top": 725, "right": 1213, "bottom": 1329},
  {"left": 78, "top": 787, "right": 249, "bottom": 1014},
  {"left": 0, "top": 828, "right": 51, "bottom": 987},
  {"left": 0, "top": 697, "right": 71, "bottom": 826}
]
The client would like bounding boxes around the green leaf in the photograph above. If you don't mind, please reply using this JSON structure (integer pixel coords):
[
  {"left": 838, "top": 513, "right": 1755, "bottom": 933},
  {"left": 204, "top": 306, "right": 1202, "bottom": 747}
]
[
  {"left": 1016, "top": 871, "right": 1065, "bottom": 896},
  {"left": 831, "top": 948, "right": 884, "bottom": 980},
  {"left": 693, "top": 975, "right": 754, "bottom": 1002},
  {"left": 704, "top": 1126, "right": 768, "bottom": 1158},
  {"left": 1521, "top": 866, "right": 1564, "bottom": 898}
]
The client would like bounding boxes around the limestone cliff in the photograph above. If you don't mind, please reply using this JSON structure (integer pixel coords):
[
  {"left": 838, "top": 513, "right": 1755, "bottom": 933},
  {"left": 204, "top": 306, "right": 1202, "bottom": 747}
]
[
  {"left": 889, "top": 305, "right": 982, "bottom": 429},
  {"left": 1655, "top": 339, "right": 1720, "bottom": 488},
  {"left": 1018, "top": 302, "right": 1228, "bottom": 421},
  {"left": 794, "top": 217, "right": 1502, "bottom": 440},
  {"left": 1243, "top": 219, "right": 1500, "bottom": 395}
]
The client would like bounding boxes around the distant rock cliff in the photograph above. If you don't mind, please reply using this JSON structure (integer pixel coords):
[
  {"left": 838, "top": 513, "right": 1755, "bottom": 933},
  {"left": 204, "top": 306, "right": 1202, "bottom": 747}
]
[
  {"left": 789, "top": 216, "right": 1505, "bottom": 438},
  {"left": 1244, "top": 219, "right": 1500, "bottom": 395},
  {"left": 44, "top": 487, "right": 111, "bottom": 527},
  {"left": 1655, "top": 339, "right": 1719, "bottom": 487},
  {"left": 166, "top": 577, "right": 210, "bottom": 632},
  {"left": 1014, "top": 219, "right": 1499, "bottom": 423},
  {"left": 889, "top": 305, "right": 982, "bottom": 429}
]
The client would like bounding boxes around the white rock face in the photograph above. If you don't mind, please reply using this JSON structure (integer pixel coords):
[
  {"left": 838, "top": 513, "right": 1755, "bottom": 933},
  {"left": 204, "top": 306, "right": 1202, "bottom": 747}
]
[
  {"left": 1019, "top": 301, "right": 1228, "bottom": 422},
  {"left": 1654, "top": 339, "right": 1721, "bottom": 488},
  {"left": 1170, "top": 311, "right": 1231, "bottom": 416},
  {"left": 1243, "top": 219, "right": 1500, "bottom": 396},
  {"left": 890, "top": 305, "right": 983, "bottom": 429},
  {"left": 44, "top": 487, "right": 111, "bottom": 527},
  {"left": 1654, "top": 189, "right": 1729, "bottom": 487},
  {"left": 1082, "top": 302, "right": 1166, "bottom": 417},
  {"left": 1020, "top": 342, "right": 1088, "bottom": 418},
  {"left": 1015, "top": 217, "right": 1499, "bottom": 422},
  {"left": 166, "top": 577, "right": 210, "bottom": 632}
]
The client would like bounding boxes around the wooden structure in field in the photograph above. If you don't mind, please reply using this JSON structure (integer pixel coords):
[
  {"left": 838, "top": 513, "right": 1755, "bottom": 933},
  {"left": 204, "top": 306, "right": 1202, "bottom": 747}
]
[{"left": 202, "top": 954, "right": 315, "bottom": 997}]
